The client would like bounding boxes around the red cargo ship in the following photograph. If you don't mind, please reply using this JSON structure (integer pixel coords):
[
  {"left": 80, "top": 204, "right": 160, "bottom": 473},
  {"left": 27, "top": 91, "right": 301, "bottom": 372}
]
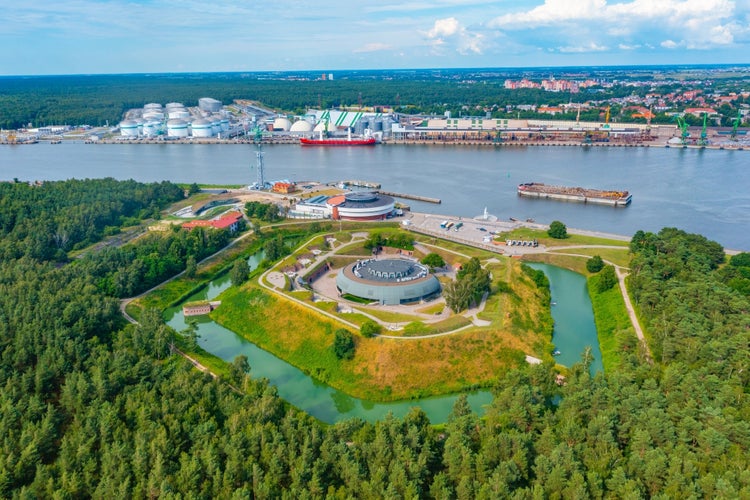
[{"left": 300, "top": 128, "right": 377, "bottom": 146}]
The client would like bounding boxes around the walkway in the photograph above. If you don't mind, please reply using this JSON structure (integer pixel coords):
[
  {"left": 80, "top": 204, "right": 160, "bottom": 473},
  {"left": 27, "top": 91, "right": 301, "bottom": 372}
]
[{"left": 548, "top": 250, "right": 653, "bottom": 362}]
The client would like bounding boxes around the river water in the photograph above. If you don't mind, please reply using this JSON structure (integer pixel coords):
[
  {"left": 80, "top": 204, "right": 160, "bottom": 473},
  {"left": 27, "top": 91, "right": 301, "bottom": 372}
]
[
  {"left": 3, "top": 142, "right": 749, "bottom": 249},
  {"left": 164, "top": 255, "right": 598, "bottom": 424}
]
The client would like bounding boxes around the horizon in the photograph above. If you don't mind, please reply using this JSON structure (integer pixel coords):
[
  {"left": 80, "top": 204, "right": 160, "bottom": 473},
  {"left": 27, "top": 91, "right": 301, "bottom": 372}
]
[
  {"left": 4, "top": 1, "right": 749, "bottom": 76},
  {"left": 2, "top": 62, "right": 750, "bottom": 80}
]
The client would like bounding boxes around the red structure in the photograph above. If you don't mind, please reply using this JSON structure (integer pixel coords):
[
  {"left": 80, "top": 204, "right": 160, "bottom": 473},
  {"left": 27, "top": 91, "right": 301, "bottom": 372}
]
[{"left": 182, "top": 211, "right": 243, "bottom": 232}]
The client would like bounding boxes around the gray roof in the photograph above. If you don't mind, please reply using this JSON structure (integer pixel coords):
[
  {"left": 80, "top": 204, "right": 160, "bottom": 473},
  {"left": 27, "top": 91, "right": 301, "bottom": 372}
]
[{"left": 336, "top": 258, "right": 441, "bottom": 305}]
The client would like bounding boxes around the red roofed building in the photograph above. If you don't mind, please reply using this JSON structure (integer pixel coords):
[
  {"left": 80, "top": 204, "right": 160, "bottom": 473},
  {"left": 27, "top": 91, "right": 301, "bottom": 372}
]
[
  {"left": 684, "top": 107, "right": 717, "bottom": 117},
  {"left": 272, "top": 182, "right": 297, "bottom": 194},
  {"left": 182, "top": 211, "right": 244, "bottom": 232}
]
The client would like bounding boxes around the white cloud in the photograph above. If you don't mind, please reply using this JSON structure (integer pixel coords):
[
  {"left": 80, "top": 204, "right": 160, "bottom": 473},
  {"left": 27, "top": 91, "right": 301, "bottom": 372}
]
[
  {"left": 428, "top": 17, "right": 461, "bottom": 38},
  {"left": 424, "top": 17, "right": 486, "bottom": 55},
  {"left": 558, "top": 42, "right": 608, "bottom": 53},
  {"left": 353, "top": 43, "right": 392, "bottom": 53},
  {"left": 487, "top": 0, "right": 741, "bottom": 53}
]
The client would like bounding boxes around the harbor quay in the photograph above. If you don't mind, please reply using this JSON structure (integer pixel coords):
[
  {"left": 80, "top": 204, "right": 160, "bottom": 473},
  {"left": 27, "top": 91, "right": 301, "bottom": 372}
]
[{"left": 399, "top": 211, "right": 631, "bottom": 256}]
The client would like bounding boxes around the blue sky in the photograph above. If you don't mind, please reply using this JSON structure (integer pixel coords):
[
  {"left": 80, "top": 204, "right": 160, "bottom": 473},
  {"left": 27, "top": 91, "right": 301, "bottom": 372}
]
[{"left": 2, "top": 0, "right": 749, "bottom": 75}]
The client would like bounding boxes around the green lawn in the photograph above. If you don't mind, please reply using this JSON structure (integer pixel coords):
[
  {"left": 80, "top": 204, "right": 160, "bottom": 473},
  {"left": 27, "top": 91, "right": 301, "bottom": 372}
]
[
  {"left": 548, "top": 247, "right": 631, "bottom": 268},
  {"left": 496, "top": 227, "right": 630, "bottom": 248},
  {"left": 587, "top": 276, "right": 637, "bottom": 372}
]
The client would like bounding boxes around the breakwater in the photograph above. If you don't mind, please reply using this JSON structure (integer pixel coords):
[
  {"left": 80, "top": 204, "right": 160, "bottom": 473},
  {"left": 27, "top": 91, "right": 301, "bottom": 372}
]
[{"left": 376, "top": 190, "right": 441, "bottom": 204}]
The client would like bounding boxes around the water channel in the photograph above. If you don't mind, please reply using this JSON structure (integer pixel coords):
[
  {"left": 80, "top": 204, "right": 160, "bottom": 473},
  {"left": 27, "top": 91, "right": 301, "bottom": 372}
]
[
  {"left": 3, "top": 142, "right": 749, "bottom": 249},
  {"left": 164, "top": 253, "right": 600, "bottom": 424},
  {"left": 528, "top": 263, "right": 604, "bottom": 374}
]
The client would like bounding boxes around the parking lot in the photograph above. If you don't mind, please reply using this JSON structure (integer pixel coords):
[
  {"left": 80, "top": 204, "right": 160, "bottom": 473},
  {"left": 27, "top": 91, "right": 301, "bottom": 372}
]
[{"left": 400, "top": 212, "right": 549, "bottom": 256}]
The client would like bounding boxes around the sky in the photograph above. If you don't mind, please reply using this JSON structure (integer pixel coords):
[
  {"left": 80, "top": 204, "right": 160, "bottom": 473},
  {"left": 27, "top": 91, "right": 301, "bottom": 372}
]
[{"left": 2, "top": 0, "right": 749, "bottom": 75}]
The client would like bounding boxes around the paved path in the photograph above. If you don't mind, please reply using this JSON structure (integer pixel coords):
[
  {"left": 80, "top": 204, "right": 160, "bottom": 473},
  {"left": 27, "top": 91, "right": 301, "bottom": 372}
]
[
  {"left": 550, "top": 251, "right": 653, "bottom": 362},
  {"left": 615, "top": 267, "right": 653, "bottom": 363}
]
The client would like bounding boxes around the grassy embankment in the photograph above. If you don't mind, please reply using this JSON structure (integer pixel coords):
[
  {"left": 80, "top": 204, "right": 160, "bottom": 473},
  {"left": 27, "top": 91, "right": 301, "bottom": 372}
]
[{"left": 211, "top": 229, "right": 554, "bottom": 401}]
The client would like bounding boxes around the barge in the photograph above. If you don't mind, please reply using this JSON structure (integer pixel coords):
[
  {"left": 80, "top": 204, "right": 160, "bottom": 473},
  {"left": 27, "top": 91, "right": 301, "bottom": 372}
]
[{"left": 518, "top": 182, "right": 632, "bottom": 207}]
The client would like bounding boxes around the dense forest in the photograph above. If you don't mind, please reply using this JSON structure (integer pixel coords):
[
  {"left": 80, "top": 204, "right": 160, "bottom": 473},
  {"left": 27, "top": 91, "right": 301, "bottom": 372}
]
[
  {"left": 1, "top": 71, "right": 737, "bottom": 130},
  {"left": 1, "top": 179, "right": 750, "bottom": 497}
]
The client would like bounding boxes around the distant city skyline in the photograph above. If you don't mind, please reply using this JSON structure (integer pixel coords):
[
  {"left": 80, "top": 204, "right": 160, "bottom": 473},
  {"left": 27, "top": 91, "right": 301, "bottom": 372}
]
[{"left": 2, "top": 0, "right": 749, "bottom": 76}]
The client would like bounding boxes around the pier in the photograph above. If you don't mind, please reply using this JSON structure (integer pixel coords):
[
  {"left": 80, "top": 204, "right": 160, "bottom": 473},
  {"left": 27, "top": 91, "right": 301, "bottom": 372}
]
[
  {"left": 338, "top": 180, "right": 381, "bottom": 189},
  {"left": 376, "top": 190, "right": 442, "bottom": 204}
]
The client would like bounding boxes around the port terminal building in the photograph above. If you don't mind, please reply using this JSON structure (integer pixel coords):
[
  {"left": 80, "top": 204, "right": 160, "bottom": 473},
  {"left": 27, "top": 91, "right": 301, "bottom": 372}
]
[
  {"left": 290, "top": 192, "right": 395, "bottom": 221},
  {"left": 390, "top": 118, "right": 676, "bottom": 142}
]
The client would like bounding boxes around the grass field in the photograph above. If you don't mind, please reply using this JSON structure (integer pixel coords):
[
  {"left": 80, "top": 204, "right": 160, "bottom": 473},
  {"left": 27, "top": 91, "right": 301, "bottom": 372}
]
[
  {"left": 522, "top": 253, "right": 590, "bottom": 275},
  {"left": 212, "top": 259, "right": 552, "bottom": 401},
  {"left": 548, "top": 247, "right": 631, "bottom": 268},
  {"left": 587, "top": 276, "right": 637, "bottom": 371},
  {"left": 495, "top": 228, "right": 630, "bottom": 248}
]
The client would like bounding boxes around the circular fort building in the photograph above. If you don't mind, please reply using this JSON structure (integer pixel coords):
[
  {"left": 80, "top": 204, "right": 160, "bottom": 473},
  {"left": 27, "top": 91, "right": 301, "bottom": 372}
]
[
  {"left": 329, "top": 191, "right": 395, "bottom": 221},
  {"left": 336, "top": 258, "right": 441, "bottom": 305}
]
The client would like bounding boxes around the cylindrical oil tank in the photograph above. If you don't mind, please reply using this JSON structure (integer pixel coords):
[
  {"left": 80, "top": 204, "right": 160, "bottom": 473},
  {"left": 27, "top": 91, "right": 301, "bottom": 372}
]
[
  {"left": 120, "top": 119, "right": 139, "bottom": 137},
  {"left": 167, "top": 119, "right": 189, "bottom": 138},
  {"left": 165, "top": 102, "right": 184, "bottom": 110},
  {"left": 190, "top": 118, "right": 213, "bottom": 138},
  {"left": 142, "top": 111, "right": 164, "bottom": 121},
  {"left": 198, "top": 97, "right": 222, "bottom": 113},
  {"left": 168, "top": 108, "right": 190, "bottom": 120},
  {"left": 210, "top": 118, "right": 222, "bottom": 135},
  {"left": 144, "top": 103, "right": 162, "bottom": 111},
  {"left": 142, "top": 119, "right": 162, "bottom": 137}
]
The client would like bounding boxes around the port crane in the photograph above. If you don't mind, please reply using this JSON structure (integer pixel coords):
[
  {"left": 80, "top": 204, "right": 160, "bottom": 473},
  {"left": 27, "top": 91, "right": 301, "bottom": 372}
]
[
  {"left": 674, "top": 115, "right": 690, "bottom": 146},
  {"left": 731, "top": 110, "right": 742, "bottom": 141},
  {"left": 698, "top": 112, "right": 709, "bottom": 147}
]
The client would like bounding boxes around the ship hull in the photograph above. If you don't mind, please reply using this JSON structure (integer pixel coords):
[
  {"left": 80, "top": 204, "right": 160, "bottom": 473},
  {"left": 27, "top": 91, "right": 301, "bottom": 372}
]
[
  {"left": 517, "top": 182, "right": 631, "bottom": 207},
  {"left": 300, "top": 137, "right": 376, "bottom": 146}
]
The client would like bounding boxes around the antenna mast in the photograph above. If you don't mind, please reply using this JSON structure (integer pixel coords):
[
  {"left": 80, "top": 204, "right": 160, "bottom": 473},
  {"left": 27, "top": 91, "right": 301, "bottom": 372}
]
[{"left": 252, "top": 124, "right": 265, "bottom": 189}]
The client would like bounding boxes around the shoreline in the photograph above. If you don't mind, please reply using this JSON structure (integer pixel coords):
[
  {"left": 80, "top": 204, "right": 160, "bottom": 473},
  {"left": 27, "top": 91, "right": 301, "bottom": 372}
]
[{"left": 60, "top": 137, "right": 746, "bottom": 151}]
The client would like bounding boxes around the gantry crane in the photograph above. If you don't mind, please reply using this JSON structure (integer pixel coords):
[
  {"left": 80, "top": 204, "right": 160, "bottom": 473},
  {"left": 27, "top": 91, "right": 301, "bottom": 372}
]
[
  {"left": 731, "top": 110, "right": 742, "bottom": 141},
  {"left": 698, "top": 112, "right": 708, "bottom": 147},
  {"left": 674, "top": 115, "right": 690, "bottom": 146}
]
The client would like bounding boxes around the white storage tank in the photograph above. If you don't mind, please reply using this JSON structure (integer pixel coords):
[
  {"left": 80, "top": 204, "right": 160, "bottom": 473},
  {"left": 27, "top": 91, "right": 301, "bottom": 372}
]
[
  {"left": 168, "top": 108, "right": 190, "bottom": 120},
  {"left": 191, "top": 118, "right": 213, "bottom": 138},
  {"left": 142, "top": 119, "right": 162, "bottom": 137},
  {"left": 167, "top": 119, "right": 189, "bottom": 138},
  {"left": 220, "top": 118, "right": 229, "bottom": 132},
  {"left": 290, "top": 120, "right": 314, "bottom": 133},
  {"left": 313, "top": 120, "right": 336, "bottom": 133},
  {"left": 144, "top": 103, "right": 162, "bottom": 111},
  {"left": 120, "top": 119, "right": 139, "bottom": 137},
  {"left": 273, "top": 117, "right": 292, "bottom": 131},
  {"left": 142, "top": 111, "right": 164, "bottom": 121},
  {"left": 199, "top": 97, "right": 222, "bottom": 113},
  {"left": 210, "top": 118, "right": 222, "bottom": 135},
  {"left": 165, "top": 102, "right": 184, "bottom": 110}
]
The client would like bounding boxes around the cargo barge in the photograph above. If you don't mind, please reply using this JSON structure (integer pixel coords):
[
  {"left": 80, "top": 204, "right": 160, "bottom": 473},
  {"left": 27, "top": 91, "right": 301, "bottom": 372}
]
[{"left": 517, "top": 182, "right": 632, "bottom": 207}]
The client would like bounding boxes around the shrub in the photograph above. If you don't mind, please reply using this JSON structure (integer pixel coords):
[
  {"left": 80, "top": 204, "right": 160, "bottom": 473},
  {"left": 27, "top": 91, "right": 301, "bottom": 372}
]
[
  {"left": 360, "top": 320, "right": 382, "bottom": 338},
  {"left": 547, "top": 220, "right": 568, "bottom": 239},
  {"left": 333, "top": 329, "right": 355, "bottom": 360},
  {"left": 421, "top": 252, "right": 446, "bottom": 270},
  {"left": 586, "top": 255, "right": 605, "bottom": 273},
  {"left": 596, "top": 265, "right": 618, "bottom": 293}
]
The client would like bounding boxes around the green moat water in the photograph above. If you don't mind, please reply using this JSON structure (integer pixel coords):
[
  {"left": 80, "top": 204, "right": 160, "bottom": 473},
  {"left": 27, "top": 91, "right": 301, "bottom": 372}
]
[{"left": 165, "top": 255, "right": 600, "bottom": 423}]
